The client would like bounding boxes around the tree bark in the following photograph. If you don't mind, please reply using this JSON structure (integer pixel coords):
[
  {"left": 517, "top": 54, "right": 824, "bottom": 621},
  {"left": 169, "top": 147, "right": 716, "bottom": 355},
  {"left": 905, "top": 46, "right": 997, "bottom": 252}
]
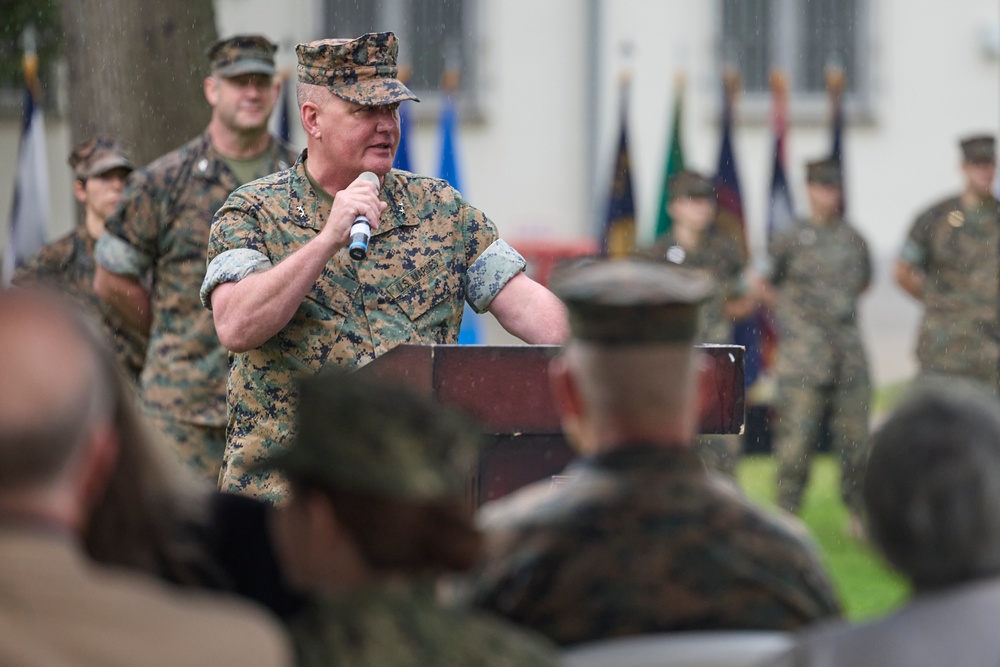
[{"left": 58, "top": 0, "right": 217, "bottom": 166}]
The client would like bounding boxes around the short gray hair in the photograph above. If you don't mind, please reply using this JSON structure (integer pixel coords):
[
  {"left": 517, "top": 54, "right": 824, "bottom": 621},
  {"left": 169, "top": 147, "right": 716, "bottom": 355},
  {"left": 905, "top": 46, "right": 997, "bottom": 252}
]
[
  {"left": 296, "top": 80, "right": 333, "bottom": 109},
  {"left": 865, "top": 381, "right": 1000, "bottom": 589}
]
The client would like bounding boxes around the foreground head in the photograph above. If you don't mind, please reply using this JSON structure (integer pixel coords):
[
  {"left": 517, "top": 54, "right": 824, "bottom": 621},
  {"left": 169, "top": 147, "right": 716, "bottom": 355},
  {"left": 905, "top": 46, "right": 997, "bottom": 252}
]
[
  {"left": 0, "top": 289, "right": 118, "bottom": 529},
  {"left": 68, "top": 137, "right": 134, "bottom": 238},
  {"left": 667, "top": 170, "right": 716, "bottom": 233},
  {"left": 959, "top": 134, "right": 996, "bottom": 198},
  {"left": 805, "top": 157, "right": 842, "bottom": 217},
  {"left": 295, "top": 32, "right": 418, "bottom": 179},
  {"left": 267, "top": 371, "right": 480, "bottom": 591},
  {"left": 865, "top": 382, "right": 1000, "bottom": 589},
  {"left": 547, "top": 257, "right": 711, "bottom": 454},
  {"left": 204, "top": 34, "right": 279, "bottom": 136}
]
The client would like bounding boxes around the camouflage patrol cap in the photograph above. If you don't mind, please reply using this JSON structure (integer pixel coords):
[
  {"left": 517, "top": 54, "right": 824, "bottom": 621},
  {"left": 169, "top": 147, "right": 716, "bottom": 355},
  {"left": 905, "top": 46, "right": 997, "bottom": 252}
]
[
  {"left": 549, "top": 257, "right": 712, "bottom": 345},
  {"left": 960, "top": 134, "right": 996, "bottom": 164},
  {"left": 265, "top": 370, "right": 477, "bottom": 500},
  {"left": 68, "top": 137, "right": 134, "bottom": 181},
  {"left": 207, "top": 34, "right": 277, "bottom": 78},
  {"left": 669, "top": 170, "right": 715, "bottom": 201},
  {"left": 295, "top": 32, "right": 419, "bottom": 106},
  {"left": 806, "top": 157, "right": 842, "bottom": 186}
]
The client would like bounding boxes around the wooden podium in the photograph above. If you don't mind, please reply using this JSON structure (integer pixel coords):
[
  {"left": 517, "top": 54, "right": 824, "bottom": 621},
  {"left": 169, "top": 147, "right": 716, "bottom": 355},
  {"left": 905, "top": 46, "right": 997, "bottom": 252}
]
[{"left": 357, "top": 344, "right": 744, "bottom": 505}]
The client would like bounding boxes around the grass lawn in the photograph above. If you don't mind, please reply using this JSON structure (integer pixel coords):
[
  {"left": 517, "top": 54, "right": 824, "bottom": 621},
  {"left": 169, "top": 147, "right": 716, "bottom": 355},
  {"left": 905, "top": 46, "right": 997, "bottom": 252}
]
[{"left": 738, "top": 453, "right": 911, "bottom": 620}]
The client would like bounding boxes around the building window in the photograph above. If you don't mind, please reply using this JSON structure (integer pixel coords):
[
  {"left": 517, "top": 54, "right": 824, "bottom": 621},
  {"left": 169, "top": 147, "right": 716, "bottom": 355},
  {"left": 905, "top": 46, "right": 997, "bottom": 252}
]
[
  {"left": 718, "top": 0, "right": 871, "bottom": 116},
  {"left": 323, "top": 0, "right": 481, "bottom": 118}
]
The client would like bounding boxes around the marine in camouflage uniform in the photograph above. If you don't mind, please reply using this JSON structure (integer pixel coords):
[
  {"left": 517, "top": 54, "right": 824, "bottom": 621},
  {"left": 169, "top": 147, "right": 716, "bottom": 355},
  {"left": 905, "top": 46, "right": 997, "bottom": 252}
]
[
  {"left": 468, "top": 258, "right": 841, "bottom": 647},
  {"left": 201, "top": 32, "right": 567, "bottom": 502},
  {"left": 14, "top": 137, "right": 146, "bottom": 380},
  {"left": 767, "top": 158, "right": 871, "bottom": 516},
  {"left": 896, "top": 135, "right": 1000, "bottom": 392},
  {"left": 639, "top": 170, "right": 749, "bottom": 475},
  {"left": 94, "top": 36, "right": 295, "bottom": 481},
  {"left": 265, "top": 370, "right": 560, "bottom": 667}
]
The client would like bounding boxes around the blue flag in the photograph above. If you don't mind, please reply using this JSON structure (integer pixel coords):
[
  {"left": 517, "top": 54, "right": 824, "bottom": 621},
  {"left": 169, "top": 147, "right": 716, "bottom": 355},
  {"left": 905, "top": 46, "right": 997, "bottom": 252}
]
[
  {"left": 601, "top": 78, "right": 636, "bottom": 257},
  {"left": 393, "top": 99, "right": 414, "bottom": 172},
  {"left": 3, "top": 72, "right": 49, "bottom": 286},
  {"left": 437, "top": 90, "right": 480, "bottom": 344}
]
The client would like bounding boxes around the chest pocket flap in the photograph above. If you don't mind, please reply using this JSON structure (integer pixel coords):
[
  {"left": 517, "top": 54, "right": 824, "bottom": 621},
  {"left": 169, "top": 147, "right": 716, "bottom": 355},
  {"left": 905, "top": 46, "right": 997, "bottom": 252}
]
[{"left": 384, "top": 255, "right": 460, "bottom": 321}]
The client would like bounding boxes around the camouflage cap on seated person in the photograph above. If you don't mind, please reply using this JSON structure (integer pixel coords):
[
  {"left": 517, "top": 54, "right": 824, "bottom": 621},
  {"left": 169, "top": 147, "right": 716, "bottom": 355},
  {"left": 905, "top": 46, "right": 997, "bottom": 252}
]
[
  {"left": 261, "top": 370, "right": 477, "bottom": 501},
  {"left": 68, "top": 137, "right": 134, "bottom": 181},
  {"left": 207, "top": 34, "right": 277, "bottom": 78},
  {"left": 296, "top": 32, "right": 419, "bottom": 106},
  {"left": 669, "top": 170, "right": 716, "bottom": 201},
  {"left": 549, "top": 257, "right": 712, "bottom": 345},
  {"left": 960, "top": 134, "right": 996, "bottom": 164},
  {"left": 805, "top": 157, "right": 842, "bottom": 186}
]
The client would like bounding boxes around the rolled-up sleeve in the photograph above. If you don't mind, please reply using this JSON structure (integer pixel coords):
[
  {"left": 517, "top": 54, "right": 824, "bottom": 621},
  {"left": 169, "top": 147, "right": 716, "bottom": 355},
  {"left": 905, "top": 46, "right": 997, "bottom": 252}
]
[
  {"left": 466, "top": 239, "right": 527, "bottom": 313},
  {"left": 200, "top": 248, "right": 273, "bottom": 309},
  {"left": 94, "top": 232, "right": 152, "bottom": 277},
  {"left": 201, "top": 190, "right": 272, "bottom": 309}
]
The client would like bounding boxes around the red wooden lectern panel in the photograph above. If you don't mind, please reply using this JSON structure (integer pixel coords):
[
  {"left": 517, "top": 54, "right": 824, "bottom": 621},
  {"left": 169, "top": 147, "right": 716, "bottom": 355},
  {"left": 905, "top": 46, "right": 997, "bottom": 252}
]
[{"left": 356, "top": 344, "right": 744, "bottom": 505}]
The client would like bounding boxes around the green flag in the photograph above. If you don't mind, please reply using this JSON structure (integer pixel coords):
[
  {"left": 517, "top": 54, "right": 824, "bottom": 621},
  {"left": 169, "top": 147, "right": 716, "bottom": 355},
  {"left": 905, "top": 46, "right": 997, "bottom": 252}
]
[{"left": 653, "top": 78, "right": 686, "bottom": 240}]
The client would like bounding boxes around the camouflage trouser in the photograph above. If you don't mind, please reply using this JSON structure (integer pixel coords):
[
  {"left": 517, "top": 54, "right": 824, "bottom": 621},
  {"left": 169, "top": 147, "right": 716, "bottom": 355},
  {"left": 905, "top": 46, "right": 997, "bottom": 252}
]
[
  {"left": 773, "top": 378, "right": 870, "bottom": 514},
  {"left": 144, "top": 413, "right": 227, "bottom": 484},
  {"left": 694, "top": 434, "right": 743, "bottom": 478}
]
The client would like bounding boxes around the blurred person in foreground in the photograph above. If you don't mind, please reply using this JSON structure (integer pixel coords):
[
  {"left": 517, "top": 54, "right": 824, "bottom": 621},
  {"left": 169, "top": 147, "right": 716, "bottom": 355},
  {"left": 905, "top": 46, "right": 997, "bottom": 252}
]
[
  {"left": 762, "top": 382, "right": 1000, "bottom": 666},
  {"left": 13, "top": 137, "right": 147, "bottom": 380},
  {"left": 466, "top": 257, "right": 841, "bottom": 647},
  {"left": 80, "top": 298, "right": 303, "bottom": 620},
  {"left": 760, "top": 157, "right": 871, "bottom": 532},
  {"left": 200, "top": 31, "right": 568, "bottom": 502},
  {"left": 895, "top": 134, "right": 1000, "bottom": 394},
  {"left": 639, "top": 168, "right": 755, "bottom": 476},
  {"left": 0, "top": 288, "right": 291, "bottom": 666},
  {"left": 94, "top": 35, "right": 296, "bottom": 482},
  {"left": 262, "top": 370, "right": 560, "bottom": 666}
]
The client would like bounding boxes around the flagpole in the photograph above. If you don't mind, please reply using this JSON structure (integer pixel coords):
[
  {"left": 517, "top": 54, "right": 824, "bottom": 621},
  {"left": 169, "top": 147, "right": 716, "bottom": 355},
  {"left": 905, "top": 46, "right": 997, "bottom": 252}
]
[{"left": 825, "top": 65, "right": 846, "bottom": 215}]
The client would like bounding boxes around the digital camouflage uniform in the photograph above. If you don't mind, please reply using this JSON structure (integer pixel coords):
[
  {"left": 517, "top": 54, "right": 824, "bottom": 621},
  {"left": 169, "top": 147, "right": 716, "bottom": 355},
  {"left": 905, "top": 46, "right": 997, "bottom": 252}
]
[
  {"left": 645, "top": 224, "right": 747, "bottom": 475},
  {"left": 201, "top": 154, "right": 526, "bottom": 501},
  {"left": 469, "top": 445, "right": 842, "bottom": 646},
  {"left": 269, "top": 363, "right": 559, "bottom": 667},
  {"left": 95, "top": 132, "right": 295, "bottom": 480},
  {"left": 13, "top": 226, "right": 148, "bottom": 380},
  {"left": 290, "top": 582, "right": 558, "bottom": 667},
  {"left": 900, "top": 195, "right": 1000, "bottom": 390},
  {"left": 769, "top": 217, "right": 871, "bottom": 514}
]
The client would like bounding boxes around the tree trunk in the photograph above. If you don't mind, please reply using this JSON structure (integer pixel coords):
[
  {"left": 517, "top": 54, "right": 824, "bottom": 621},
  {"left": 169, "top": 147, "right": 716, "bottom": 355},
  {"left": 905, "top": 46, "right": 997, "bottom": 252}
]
[{"left": 58, "top": 0, "right": 217, "bottom": 166}]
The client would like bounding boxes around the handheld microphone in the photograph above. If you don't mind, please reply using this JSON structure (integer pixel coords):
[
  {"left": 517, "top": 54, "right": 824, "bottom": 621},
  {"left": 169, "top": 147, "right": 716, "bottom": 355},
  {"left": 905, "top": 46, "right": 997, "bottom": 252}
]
[{"left": 349, "top": 171, "right": 380, "bottom": 261}]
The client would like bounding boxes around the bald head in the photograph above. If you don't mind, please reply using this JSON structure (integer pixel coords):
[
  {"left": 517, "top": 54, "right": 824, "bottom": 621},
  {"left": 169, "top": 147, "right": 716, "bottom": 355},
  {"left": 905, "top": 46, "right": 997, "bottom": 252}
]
[{"left": 0, "top": 289, "right": 115, "bottom": 490}]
